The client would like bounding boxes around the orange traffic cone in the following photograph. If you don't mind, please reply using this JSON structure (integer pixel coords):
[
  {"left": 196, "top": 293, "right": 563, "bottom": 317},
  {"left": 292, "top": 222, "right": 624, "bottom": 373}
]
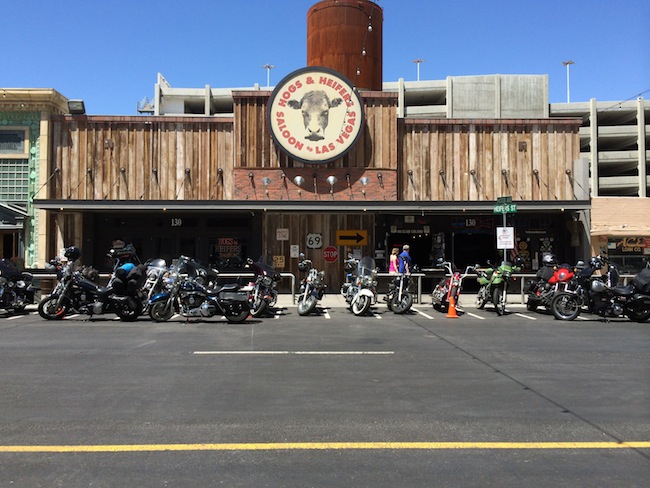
[{"left": 446, "top": 296, "right": 459, "bottom": 318}]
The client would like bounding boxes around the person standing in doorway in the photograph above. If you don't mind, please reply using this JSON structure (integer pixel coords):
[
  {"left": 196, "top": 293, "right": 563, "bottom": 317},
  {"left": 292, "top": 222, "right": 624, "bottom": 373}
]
[
  {"left": 398, "top": 244, "right": 412, "bottom": 275},
  {"left": 389, "top": 247, "right": 399, "bottom": 274}
]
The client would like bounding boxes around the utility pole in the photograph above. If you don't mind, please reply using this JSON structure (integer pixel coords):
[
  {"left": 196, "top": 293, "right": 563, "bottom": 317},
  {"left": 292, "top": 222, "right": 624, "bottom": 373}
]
[
  {"left": 562, "top": 60, "right": 575, "bottom": 103},
  {"left": 262, "top": 64, "right": 275, "bottom": 89},
  {"left": 412, "top": 59, "right": 424, "bottom": 81}
]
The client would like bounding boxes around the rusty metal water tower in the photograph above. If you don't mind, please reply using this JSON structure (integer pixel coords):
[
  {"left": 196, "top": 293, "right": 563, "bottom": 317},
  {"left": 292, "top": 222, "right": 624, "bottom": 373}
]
[{"left": 307, "top": 0, "right": 383, "bottom": 91}]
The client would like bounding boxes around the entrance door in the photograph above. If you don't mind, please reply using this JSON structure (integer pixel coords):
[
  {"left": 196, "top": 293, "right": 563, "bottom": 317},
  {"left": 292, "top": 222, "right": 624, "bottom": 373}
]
[
  {"left": 453, "top": 233, "right": 497, "bottom": 269},
  {"left": 388, "top": 234, "right": 433, "bottom": 270}
]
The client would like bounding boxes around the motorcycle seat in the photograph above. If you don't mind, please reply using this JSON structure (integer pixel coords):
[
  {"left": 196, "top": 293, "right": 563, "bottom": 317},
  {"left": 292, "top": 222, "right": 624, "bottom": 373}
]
[
  {"left": 611, "top": 284, "right": 634, "bottom": 297},
  {"left": 210, "top": 283, "right": 240, "bottom": 294}
]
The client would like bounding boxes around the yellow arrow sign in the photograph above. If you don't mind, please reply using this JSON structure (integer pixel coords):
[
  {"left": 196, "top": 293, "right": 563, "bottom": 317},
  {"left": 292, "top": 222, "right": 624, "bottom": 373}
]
[{"left": 336, "top": 230, "right": 368, "bottom": 246}]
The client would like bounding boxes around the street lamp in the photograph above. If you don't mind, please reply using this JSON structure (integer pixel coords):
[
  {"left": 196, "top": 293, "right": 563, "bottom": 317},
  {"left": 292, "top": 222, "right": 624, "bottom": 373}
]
[
  {"left": 262, "top": 64, "right": 275, "bottom": 89},
  {"left": 562, "top": 60, "right": 575, "bottom": 103},
  {"left": 412, "top": 59, "right": 424, "bottom": 81}
]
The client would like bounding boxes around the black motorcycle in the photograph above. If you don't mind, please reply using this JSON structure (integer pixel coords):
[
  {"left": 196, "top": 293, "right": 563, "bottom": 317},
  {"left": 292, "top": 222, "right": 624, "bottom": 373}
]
[
  {"left": 38, "top": 246, "right": 145, "bottom": 321},
  {"left": 148, "top": 255, "right": 250, "bottom": 323},
  {"left": 0, "top": 259, "right": 39, "bottom": 313},
  {"left": 551, "top": 256, "right": 650, "bottom": 322},
  {"left": 245, "top": 258, "right": 281, "bottom": 317},
  {"left": 297, "top": 253, "right": 326, "bottom": 316},
  {"left": 385, "top": 272, "right": 414, "bottom": 314}
]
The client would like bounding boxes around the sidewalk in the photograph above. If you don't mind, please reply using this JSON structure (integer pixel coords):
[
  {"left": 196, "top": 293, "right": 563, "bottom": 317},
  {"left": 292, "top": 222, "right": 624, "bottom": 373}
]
[{"left": 275, "top": 293, "right": 527, "bottom": 310}]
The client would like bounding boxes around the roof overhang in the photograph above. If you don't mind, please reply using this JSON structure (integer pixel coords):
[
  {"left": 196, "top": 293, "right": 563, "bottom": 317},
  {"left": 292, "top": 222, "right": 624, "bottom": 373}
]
[{"left": 33, "top": 199, "right": 590, "bottom": 214}]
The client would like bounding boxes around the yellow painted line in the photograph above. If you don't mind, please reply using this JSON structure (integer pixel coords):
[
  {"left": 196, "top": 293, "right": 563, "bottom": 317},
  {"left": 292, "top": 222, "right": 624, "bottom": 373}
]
[{"left": 1, "top": 441, "right": 649, "bottom": 453}]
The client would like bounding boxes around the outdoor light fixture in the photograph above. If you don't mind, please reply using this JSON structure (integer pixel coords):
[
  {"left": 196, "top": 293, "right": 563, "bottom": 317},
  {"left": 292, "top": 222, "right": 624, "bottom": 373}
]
[
  {"left": 67, "top": 99, "right": 86, "bottom": 115},
  {"left": 293, "top": 175, "right": 304, "bottom": 187},
  {"left": 326, "top": 175, "right": 337, "bottom": 198},
  {"left": 261, "top": 177, "right": 271, "bottom": 187},
  {"left": 360, "top": 176, "right": 369, "bottom": 196}
]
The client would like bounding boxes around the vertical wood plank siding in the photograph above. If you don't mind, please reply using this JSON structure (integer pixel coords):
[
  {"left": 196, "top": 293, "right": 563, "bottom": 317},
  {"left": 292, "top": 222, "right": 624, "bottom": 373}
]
[
  {"left": 50, "top": 116, "right": 234, "bottom": 201},
  {"left": 399, "top": 119, "right": 579, "bottom": 202}
]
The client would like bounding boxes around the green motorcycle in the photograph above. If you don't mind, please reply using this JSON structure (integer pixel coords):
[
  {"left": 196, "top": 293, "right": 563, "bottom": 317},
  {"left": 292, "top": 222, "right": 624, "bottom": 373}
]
[{"left": 475, "top": 257, "right": 524, "bottom": 315}]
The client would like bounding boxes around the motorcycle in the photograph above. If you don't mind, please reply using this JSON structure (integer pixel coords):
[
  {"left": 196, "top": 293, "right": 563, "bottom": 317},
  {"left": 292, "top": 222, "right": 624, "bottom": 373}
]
[
  {"left": 431, "top": 260, "right": 472, "bottom": 312},
  {"left": 475, "top": 257, "right": 524, "bottom": 316},
  {"left": 385, "top": 271, "right": 414, "bottom": 314},
  {"left": 245, "top": 258, "right": 281, "bottom": 317},
  {"left": 148, "top": 255, "right": 250, "bottom": 323},
  {"left": 141, "top": 258, "right": 169, "bottom": 313},
  {"left": 550, "top": 256, "right": 650, "bottom": 322},
  {"left": 0, "top": 258, "right": 39, "bottom": 313},
  {"left": 342, "top": 256, "right": 378, "bottom": 316},
  {"left": 525, "top": 261, "right": 582, "bottom": 312},
  {"left": 296, "top": 253, "right": 327, "bottom": 316},
  {"left": 38, "top": 246, "right": 146, "bottom": 321}
]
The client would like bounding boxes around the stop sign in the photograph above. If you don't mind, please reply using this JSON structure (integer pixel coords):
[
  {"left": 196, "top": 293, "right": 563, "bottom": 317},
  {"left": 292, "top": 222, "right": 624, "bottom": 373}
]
[{"left": 323, "top": 246, "right": 339, "bottom": 263}]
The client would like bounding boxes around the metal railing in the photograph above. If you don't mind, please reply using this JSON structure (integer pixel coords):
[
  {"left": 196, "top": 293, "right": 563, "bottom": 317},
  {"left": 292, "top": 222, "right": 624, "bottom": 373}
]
[
  {"left": 30, "top": 271, "right": 298, "bottom": 303},
  {"left": 27, "top": 270, "right": 639, "bottom": 306}
]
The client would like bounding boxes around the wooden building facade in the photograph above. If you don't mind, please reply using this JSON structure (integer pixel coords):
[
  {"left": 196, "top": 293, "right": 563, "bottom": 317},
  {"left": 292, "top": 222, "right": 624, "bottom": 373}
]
[{"left": 37, "top": 89, "right": 587, "bottom": 288}]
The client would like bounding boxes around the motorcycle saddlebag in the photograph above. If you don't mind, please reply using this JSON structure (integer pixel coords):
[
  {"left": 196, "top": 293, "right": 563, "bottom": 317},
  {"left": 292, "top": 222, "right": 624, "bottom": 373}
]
[
  {"left": 632, "top": 268, "right": 650, "bottom": 294},
  {"left": 219, "top": 291, "right": 250, "bottom": 303},
  {"left": 523, "top": 279, "right": 536, "bottom": 294}
]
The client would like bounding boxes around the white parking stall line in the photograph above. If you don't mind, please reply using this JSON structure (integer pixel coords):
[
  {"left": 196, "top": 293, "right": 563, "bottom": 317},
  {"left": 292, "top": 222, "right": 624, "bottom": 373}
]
[
  {"left": 323, "top": 309, "right": 331, "bottom": 319},
  {"left": 412, "top": 308, "right": 435, "bottom": 320},
  {"left": 515, "top": 313, "right": 537, "bottom": 320},
  {"left": 373, "top": 312, "right": 382, "bottom": 319},
  {"left": 193, "top": 351, "right": 395, "bottom": 356},
  {"left": 466, "top": 312, "right": 486, "bottom": 320},
  {"left": 576, "top": 316, "right": 588, "bottom": 321},
  {"left": 6, "top": 315, "right": 24, "bottom": 321}
]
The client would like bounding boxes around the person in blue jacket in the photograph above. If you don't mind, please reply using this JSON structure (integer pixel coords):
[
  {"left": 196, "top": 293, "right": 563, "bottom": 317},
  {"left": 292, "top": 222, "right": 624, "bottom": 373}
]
[{"left": 398, "top": 244, "right": 412, "bottom": 275}]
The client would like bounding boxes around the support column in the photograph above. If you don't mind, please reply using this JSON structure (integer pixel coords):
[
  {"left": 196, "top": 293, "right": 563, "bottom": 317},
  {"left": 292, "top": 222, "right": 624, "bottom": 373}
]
[
  {"left": 638, "top": 97, "right": 646, "bottom": 197},
  {"left": 589, "top": 98, "right": 598, "bottom": 197}
]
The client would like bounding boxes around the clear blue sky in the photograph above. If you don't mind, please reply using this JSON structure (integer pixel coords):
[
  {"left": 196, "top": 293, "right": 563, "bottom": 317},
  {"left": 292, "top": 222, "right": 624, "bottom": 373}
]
[{"left": 4, "top": 0, "right": 649, "bottom": 115}]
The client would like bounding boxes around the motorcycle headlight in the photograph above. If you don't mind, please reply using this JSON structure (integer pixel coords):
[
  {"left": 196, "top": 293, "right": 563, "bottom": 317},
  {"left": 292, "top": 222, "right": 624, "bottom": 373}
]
[{"left": 262, "top": 276, "right": 273, "bottom": 287}]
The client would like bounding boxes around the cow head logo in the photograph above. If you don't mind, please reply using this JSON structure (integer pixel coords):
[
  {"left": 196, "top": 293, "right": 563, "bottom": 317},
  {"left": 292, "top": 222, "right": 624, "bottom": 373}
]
[{"left": 268, "top": 67, "right": 364, "bottom": 164}]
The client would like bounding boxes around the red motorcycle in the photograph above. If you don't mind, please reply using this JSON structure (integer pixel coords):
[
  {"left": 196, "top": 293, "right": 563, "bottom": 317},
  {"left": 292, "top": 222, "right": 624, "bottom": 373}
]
[
  {"left": 431, "top": 260, "right": 472, "bottom": 312},
  {"left": 525, "top": 261, "right": 580, "bottom": 312}
]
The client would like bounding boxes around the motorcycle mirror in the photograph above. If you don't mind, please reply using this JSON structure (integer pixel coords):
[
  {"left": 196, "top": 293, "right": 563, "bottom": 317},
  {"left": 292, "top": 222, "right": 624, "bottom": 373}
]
[{"left": 299, "top": 252, "right": 305, "bottom": 260}]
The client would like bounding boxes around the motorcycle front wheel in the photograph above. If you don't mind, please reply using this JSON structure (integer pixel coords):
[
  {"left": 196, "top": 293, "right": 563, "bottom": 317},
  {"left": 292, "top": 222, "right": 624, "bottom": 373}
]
[
  {"left": 297, "top": 295, "right": 318, "bottom": 316},
  {"left": 476, "top": 288, "right": 488, "bottom": 309},
  {"left": 551, "top": 293, "right": 581, "bottom": 321},
  {"left": 38, "top": 295, "right": 69, "bottom": 320},
  {"left": 493, "top": 287, "right": 505, "bottom": 316},
  {"left": 149, "top": 301, "right": 174, "bottom": 322},
  {"left": 115, "top": 296, "right": 142, "bottom": 322},
  {"left": 391, "top": 293, "right": 413, "bottom": 314},
  {"left": 351, "top": 295, "right": 371, "bottom": 316},
  {"left": 250, "top": 296, "right": 268, "bottom": 317}
]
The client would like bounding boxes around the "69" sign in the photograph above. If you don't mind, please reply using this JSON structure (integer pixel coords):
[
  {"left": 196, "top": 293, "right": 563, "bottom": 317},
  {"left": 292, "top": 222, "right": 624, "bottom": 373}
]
[{"left": 306, "top": 233, "right": 323, "bottom": 249}]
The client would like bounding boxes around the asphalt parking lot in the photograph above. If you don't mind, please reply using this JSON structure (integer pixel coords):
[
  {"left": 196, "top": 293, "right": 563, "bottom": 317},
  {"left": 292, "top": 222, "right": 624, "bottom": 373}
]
[{"left": 1, "top": 297, "right": 649, "bottom": 487}]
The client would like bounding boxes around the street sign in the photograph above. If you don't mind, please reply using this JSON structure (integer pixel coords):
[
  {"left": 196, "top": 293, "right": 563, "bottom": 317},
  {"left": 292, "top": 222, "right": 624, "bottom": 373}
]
[
  {"left": 335, "top": 230, "right": 368, "bottom": 246},
  {"left": 306, "top": 233, "right": 323, "bottom": 249},
  {"left": 496, "top": 227, "right": 515, "bottom": 250},
  {"left": 493, "top": 203, "right": 518, "bottom": 214},
  {"left": 496, "top": 196, "right": 512, "bottom": 205},
  {"left": 323, "top": 246, "right": 339, "bottom": 263}
]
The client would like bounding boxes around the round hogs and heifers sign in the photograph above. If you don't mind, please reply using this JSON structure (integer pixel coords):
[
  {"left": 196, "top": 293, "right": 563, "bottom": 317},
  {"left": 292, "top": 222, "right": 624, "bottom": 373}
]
[
  {"left": 323, "top": 246, "right": 339, "bottom": 263},
  {"left": 267, "top": 67, "right": 365, "bottom": 164}
]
